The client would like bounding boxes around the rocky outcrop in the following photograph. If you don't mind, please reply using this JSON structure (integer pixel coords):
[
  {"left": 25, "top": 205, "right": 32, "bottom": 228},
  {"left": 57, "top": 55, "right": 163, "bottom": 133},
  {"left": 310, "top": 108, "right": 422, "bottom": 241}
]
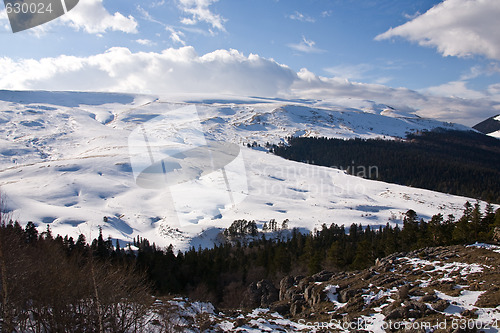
[
  {"left": 271, "top": 244, "right": 500, "bottom": 331},
  {"left": 150, "top": 244, "right": 500, "bottom": 332},
  {"left": 244, "top": 279, "right": 278, "bottom": 308}
]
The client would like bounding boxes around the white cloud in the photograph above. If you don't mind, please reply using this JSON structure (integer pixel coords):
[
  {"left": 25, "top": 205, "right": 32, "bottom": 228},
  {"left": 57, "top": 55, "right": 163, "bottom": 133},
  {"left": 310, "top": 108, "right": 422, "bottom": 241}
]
[
  {"left": 487, "top": 83, "right": 500, "bottom": 100},
  {"left": 137, "top": 6, "right": 186, "bottom": 45},
  {"left": 325, "top": 64, "right": 373, "bottom": 80},
  {"left": 166, "top": 27, "right": 186, "bottom": 45},
  {"left": 403, "top": 11, "right": 421, "bottom": 20},
  {"left": 324, "top": 64, "right": 394, "bottom": 85},
  {"left": 136, "top": 39, "right": 156, "bottom": 46},
  {"left": 0, "top": 46, "right": 498, "bottom": 126},
  {"left": 151, "top": 0, "right": 165, "bottom": 7},
  {"left": 0, "top": 0, "right": 137, "bottom": 34},
  {"left": 423, "top": 80, "right": 486, "bottom": 99},
  {"left": 0, "top": 9, "right": 10, "bottom": 31},
  {"left": 288, "top": 11, "right": 315, "bottom": 23},
  {"left": 460, "top": 63, "right": 500, "bottom": 80},
  {"left": 137, "top": 5, "right": 159, "bottom": 24},
  {"left": 288, "top": 36, "right": 325, "bottom": 54},
  {"left": 292, "top": 68, "right": 499, "bottom": 126},
  {"left": 61, "top": 0, "right": 138, "bottom": 34},
  {"left": 178, "top": 0, "right": 226, "bottom": 32},
  {"left": 0, "top": 47, "right": 296, "bottom": 97},
  {"left": 321, "top": 10, "right": 332, "bottom": 17},
  {"left": 376, "top": 0, "right": 500, "bottom": 60}
]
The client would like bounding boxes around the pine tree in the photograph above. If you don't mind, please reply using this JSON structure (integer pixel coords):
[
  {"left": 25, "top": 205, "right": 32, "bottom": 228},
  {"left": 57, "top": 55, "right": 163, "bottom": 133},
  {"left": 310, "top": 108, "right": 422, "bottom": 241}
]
[
  {"left": 428, "top": 213, "right": 444, "bottom": 246},
  {"left": 401, "top": 210, "right": 418, "bottom": 250},
  {"left": 352, "top": 240, "right": 373, "bottom": 270},
  {"left": 470, "top": 202, "right": 482, "bottom": 241},
  {"left": 24, "top": 221, "right": 38, "bottom": 244},
  {"left": 327, "top": 240, "right": 345, "bottom": 268}
]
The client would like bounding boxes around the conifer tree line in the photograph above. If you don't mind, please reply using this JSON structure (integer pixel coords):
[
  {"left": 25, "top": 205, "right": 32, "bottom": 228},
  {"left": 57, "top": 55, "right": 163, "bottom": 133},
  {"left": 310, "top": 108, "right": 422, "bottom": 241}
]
[
  {"left": 0, "top": 218, "right": 151, "bottom": 332},
  {"left": 2, "top": 200, "right": 498, "bottom": 322},
  {"left": 111, "top": 202, "right": 500, "bottom": 306},
  {"left": 271, "top": 129, "right": 500, "bottom": 203}
]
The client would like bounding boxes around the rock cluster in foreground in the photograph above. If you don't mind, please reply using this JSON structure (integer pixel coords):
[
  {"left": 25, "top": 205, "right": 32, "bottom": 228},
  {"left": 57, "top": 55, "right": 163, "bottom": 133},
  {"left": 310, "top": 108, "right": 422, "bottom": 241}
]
[{"left": 149, "top": 244, "right": 500, "bottom": 332}]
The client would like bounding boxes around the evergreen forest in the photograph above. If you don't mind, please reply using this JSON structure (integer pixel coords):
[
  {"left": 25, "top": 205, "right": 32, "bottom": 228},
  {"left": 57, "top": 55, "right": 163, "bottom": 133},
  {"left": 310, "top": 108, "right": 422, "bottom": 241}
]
[
  {"left": 271, "top": 129, "right": 500, "bottom": 203},
  {"left": 1, "top": 201, "right": 499, "bottom": 323}
]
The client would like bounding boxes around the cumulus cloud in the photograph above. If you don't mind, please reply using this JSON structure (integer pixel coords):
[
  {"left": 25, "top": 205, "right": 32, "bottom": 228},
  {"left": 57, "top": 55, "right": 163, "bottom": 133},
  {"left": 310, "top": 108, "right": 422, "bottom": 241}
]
[
  {"left": 376, "top": 0, "right": 500, "bottom": 60},
  {"left": 288, "top": 36, "right": 325, "bottom": 53},
  {"left": 0, "top": 47, "right": 296, "bottom": 97},
  {"left": 0, "top": 46, "right": 498, "bottom": 126},
  {"left": 178, "top": 0, "right": 226, "bottom": 32},
  {"left": 61, "top": 0, "right": 137, "bottom": 34}
]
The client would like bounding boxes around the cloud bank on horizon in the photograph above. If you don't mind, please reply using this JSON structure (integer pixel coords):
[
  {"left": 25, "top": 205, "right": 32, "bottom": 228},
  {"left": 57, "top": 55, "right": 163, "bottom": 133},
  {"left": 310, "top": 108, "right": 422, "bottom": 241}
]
[{"left": 0, "top": 0, "right": 499, "bottom": 126}]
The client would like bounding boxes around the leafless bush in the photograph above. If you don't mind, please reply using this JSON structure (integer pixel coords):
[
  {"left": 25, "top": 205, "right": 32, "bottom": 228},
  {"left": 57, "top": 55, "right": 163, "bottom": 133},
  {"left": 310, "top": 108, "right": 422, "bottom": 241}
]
[{"left": 0, "top": 190, "right": 153, "bottom": 332}]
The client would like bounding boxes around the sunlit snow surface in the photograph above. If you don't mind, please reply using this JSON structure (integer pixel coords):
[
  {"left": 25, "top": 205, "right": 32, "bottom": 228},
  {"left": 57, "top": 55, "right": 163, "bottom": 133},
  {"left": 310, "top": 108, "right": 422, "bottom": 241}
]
[{"left": 0, "top": 91, "right": 487, "bottom": 249}]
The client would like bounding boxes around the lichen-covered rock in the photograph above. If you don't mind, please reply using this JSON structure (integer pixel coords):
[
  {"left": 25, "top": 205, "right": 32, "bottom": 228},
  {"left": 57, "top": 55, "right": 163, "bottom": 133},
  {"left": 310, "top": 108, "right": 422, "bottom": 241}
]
[
  {"left": 290, "top": 299, "right": 306, "bottom": 316},
  {"left": 304, "top": 283, "right": 326, "bottom": 307},
  {"left": 279, "top": 276, "right": 294, "bottom": 301},
  {"left": 311, "top": 270, "right": 334, "bottom": 282},
  {"left": 431, "top": 299, "right": 450, "bottom": 312},
  {"left": 338, "top": 288, "right": 360, "bottom": 303},
  {"left": 269, "top": 301, "right": 290, "bottom": 316},
  {"left": 263, "top": 244, "right": 499, "bottom": 332},
  {"left": 420, "top": 293, "right": 437, "bottom": 302},
  {"left": 244, "top": 279, "right": 278, "bottom": 307}
]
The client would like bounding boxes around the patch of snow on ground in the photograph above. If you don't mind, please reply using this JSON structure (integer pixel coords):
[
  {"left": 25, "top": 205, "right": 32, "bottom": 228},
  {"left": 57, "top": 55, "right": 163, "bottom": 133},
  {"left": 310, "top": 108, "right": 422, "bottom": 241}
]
[
  {"left": 468, "top": 242, "right": 500, "bottom": 253},
  {"left": 324, "top": 284, "right": 348, "bottom": 309},
  {"left": 404, "top": 257, "right": 485, "bottom": 277},
  {"left": 488, "top": 130, "right": 500, "bottom": 138}
]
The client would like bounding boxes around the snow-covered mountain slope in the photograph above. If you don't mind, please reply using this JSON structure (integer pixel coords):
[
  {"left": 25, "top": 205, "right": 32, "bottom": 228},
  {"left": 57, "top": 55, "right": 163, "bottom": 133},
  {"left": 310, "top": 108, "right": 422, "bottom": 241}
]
[
  {"left": 473, "top": 114, "right": 500, "bottom": 138},
  {"left": 0, "top": 90, "right": 483, "bottom": 250}
]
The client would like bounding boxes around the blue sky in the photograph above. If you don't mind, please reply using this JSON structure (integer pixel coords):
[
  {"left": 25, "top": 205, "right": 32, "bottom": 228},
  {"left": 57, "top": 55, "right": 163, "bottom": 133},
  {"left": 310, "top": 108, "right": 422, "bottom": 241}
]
[{"left": 0, "top": 0, "right": 499, "bottom": 125}]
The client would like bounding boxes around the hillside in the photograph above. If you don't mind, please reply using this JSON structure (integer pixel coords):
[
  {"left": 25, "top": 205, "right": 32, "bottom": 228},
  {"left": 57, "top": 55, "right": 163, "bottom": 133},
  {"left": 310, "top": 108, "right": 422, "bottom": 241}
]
[
  {"left": 136, "top": 244, "right": 500, "bottom": 332},
  {"left": 3, "top": 214, "right": 499, "bottom": 332},
  {"left": 272, "top": 130, "right": 500, "bottom": 202},
  {"left": 0, "top": 90, "right": 487, "bottom": 250}
]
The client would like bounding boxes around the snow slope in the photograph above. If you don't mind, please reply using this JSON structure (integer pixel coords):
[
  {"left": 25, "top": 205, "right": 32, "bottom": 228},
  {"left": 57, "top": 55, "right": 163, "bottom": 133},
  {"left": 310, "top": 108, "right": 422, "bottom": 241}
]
[
  {"left": 489, "top": 130, "right": 500, "bottom": 138},
  {"left": 0, "top": 90, "right": 483, "bottom": 250},
  {"left": 472, "top": 113, "right": 500, "bottom": 138}
]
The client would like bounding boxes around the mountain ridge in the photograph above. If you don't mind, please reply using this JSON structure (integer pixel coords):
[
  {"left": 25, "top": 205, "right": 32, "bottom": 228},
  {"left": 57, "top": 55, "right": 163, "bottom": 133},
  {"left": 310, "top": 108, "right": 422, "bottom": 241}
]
[{"left": 0, "top": 90, "right": 491, "bottom": 250}]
